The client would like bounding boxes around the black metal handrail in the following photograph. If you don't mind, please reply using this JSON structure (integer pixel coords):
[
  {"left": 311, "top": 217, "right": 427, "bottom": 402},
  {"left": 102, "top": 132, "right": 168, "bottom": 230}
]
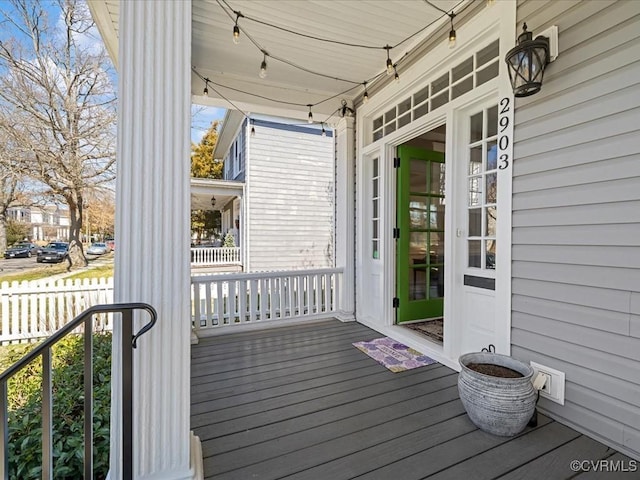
[{"left": 0, "top": 303, "right": 157, "bottom": 480}]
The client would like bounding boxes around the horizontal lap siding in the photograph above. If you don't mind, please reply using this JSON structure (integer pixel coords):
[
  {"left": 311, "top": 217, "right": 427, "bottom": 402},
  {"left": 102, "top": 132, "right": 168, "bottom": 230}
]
[
  {"left": 248, "top": 126, "right": 334, "bottom": 271},
  {"left": 512, "top": 0, "right": 640, "bottom": 459}
]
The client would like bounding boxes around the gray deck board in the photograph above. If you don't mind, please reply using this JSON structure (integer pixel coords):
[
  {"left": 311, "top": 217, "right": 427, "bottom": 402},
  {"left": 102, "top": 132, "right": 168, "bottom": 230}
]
[{"left": 191, "top": 319, "right": 628, "bottom": 480}]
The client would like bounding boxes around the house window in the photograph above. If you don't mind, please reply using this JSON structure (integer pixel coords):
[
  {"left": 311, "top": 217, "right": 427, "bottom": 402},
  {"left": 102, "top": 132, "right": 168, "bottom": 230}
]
[
  {"left": 369, "top": 39, "right": 500, "bottom": 144},
  {"left": 467, "top": 104, "right": 498, "bottom": 270},
  {"left": 372, "top": 157, "right": 380, "bottom": 259}
]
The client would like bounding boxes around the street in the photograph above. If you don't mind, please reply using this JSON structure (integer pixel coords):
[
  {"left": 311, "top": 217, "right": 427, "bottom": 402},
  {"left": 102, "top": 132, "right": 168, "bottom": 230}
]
[{"left": 0, "top": 255, "right": 40, "bottom": 274}]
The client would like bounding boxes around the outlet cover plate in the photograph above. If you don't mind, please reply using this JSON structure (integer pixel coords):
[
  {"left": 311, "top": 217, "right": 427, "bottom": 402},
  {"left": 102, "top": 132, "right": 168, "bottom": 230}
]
[{"left": 530, "top": 361, "right": 565, "bottom": 405}]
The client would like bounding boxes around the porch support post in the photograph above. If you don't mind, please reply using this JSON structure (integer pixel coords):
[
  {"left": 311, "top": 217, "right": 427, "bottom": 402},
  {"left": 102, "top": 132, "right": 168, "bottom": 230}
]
[
  {"left": 111, "top": 1, "right": 200, "bottom": 479},
  {"left": 335, "top": 117, "right": 356, "bottom": 321}
]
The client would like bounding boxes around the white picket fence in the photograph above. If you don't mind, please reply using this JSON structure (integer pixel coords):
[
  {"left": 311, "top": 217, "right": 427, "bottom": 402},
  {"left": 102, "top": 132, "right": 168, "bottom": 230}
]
[
  {"left": 0, "top": 277, "right": 114, "bottom": 344},
  {"left": 0, "top": 267, "right": 343, "bottom": 343},
  {"left": 191, "top": 247, "right": 241, "bottom": 266},
  {"left": 191, "top": 268, "right": 342, "bottom": 332}
]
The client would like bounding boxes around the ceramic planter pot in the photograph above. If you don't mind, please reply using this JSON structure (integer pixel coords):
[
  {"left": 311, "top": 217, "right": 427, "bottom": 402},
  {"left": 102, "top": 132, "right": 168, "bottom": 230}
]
[{"left": 458, "top": 352, "right": 537, "bottom": 437}]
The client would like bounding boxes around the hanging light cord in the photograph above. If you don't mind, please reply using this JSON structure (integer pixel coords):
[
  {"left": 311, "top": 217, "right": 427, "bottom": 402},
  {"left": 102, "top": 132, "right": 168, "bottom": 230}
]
[{"left": 198, "top": 0, "right": 472, "bottom": 120}]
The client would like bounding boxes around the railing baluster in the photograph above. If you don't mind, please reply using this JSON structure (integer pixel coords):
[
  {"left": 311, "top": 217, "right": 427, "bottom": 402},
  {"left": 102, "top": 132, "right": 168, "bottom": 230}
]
[
  {"left": 42, "top": 348, "right": 53, "bottom": 480},
  {"left": 122, "top": 310, "right": 133, "bottom": 480},
  {"left": 84, "top": 318, "right": 94, "bottom": 478},
  {"left": 1, "top": 381, "right": 8, "bottom": 480}
]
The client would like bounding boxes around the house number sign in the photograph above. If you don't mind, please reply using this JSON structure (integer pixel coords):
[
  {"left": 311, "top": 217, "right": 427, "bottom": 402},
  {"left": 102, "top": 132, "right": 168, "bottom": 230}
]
[{"left": 497, "top": 96, "right": 514, "bottom": 171}]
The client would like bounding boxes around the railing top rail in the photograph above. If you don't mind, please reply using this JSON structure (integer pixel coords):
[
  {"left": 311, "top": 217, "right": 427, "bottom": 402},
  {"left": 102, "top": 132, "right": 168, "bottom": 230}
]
[
  {"left": 0, "top": 303, "right": 156, "bottom": 382},
  {"left": 191, "top": 267, "right": 343, "bottom": 283}
]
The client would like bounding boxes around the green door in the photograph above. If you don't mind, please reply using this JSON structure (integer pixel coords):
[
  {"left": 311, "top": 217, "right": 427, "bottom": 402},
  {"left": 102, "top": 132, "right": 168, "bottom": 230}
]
[{"left": 396, "top": 146, "right": 445, "bottom": 323}]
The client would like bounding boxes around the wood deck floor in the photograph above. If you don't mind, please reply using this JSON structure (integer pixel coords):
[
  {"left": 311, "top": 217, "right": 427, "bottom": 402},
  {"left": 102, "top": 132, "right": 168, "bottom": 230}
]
[{"left": 191, "top": 320, "right": 629, "bottom": 480}]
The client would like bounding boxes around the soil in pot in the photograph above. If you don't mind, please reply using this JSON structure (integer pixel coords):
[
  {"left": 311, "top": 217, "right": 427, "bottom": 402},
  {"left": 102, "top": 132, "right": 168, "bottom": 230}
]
[{"left": 466, "top": 362, "right": 523, "bottom": 378}]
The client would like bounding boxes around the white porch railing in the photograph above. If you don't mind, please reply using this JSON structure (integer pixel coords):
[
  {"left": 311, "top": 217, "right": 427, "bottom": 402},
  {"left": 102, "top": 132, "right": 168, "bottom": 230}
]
[
  {"left": 191, "top": 247, "right": 241, "bottom": 266},
  {"left": 191, "top": 268, "right": 342, "bottom": 332},
  {"left": 0, "top": 278, "right": 114, "bottom": 344}
]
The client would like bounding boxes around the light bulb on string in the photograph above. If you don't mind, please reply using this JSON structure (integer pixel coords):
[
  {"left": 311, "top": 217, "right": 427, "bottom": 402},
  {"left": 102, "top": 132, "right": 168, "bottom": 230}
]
[
  {"left": 394, "top": 66, "right": 400, "bottom": 83},
  {"left": 385, "top": 45, "right": 394, "bottom": 75},
  {"left": 250, "top": 124, "right": 256, "bottom": 136},
  {"left": 307, "top": 104, "right": 313, "bottom": 124},
  {"left": 321, "top": 123, "right": 326, "bottom": 137},
  {"left": 259, "top": 52, "right": 268, "bottom": 79},
  {"left": 363, "top": 82, "right": 369, "bottom": 103},
  {"left": 448, "top": 12, "right": 457, "bottom": 49},
  {"left": 232, "top": 12, "right": 242, "bottom": 44},
  {"left": 203, "top": 80, "right": 209, "bottom": 96}
]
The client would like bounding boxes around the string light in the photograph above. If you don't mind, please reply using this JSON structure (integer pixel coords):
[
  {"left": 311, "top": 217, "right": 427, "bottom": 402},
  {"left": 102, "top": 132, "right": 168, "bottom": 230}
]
[
  {"left": 232, "top": 12, "right": 242, "bottom": 44},
  {"left": 200, "top": 0, "right": 470, "bottom": 121},
  {"left": 448, "top": 12, "right": 457, "bottom": 49},
  {"left": 250, "top": 120, "right": 255, "bottom": 136},
  {"left": 384, "top": 45, "right": 394, "bottom": 75},
  {"left": 321, "top": 123, "right": 326, "bottom": 137},
  {"left": 259, "top": 51, "right": 268, "bottom": 79}
]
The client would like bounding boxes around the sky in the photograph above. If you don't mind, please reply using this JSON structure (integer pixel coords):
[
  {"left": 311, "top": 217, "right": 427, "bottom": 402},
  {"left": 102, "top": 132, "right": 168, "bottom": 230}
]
[{"left": 191, "top": 106, "right": 227, "bottom": 144}]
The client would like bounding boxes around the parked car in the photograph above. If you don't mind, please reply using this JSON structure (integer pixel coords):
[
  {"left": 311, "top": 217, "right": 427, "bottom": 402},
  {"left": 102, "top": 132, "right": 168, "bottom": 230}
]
[
  {"left": 87, "top": 242, "right": 109, "bottom": 255},
  {"left": 4, "top": 242, "right": 38, "bottom": 259},
  {"left": 36, "top": 242, "right": 70, "bottom": 263}
]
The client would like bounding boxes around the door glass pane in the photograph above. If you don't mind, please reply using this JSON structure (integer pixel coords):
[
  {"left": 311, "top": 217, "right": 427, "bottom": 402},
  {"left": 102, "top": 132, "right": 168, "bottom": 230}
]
[
  {"left": 486, "top": 173, "right": 497, "bottom": 203},
  {"left": 429, "top": 266, "right": 444, "bottom": 299},
  {"left": 487, "top": 106, "right": 498, "bottom": 137},
  {"left": 470, "top": 112, "right": 483, "bottom": 142},
  {"left": 487, "top": 141, "right": 497, "bottom": 170},
  {"left": 373, "top": 219, "right": 379, "bottom": 238},
  {"left": 430, "top": 162, "right": 445, "bottom": 194},
  {"left": 468, "top": 240, "right": 481, "bottom": 268},
  {"left": 468, "top": 177, "right": 482, "bottom": 206},
  {"left": 373, "top": 240, "right": 379, "bottom": 259},
  {"left": 469, "top": 208, "right": 481, "bottom": 236},
  {"left": 373, "top": 198, "right": 378, "bottom": 218},
  {"left": 469, "top": 146, "right": 482, "bottom": 174},
  {"left": 409, "top": 268, "right": 427, "bottom": 300},
  {"left": 410, "top": 159, "right": 428, "bottom": 191},
  {"left": 430, "top": 232, "right": 445, "bottom": 264},
  {"left": 485, "top": 240, "right": 496, "bottom": 269},
  {"left": 430, "top": 198, "right": 445, "bottom": 230},
  {"left": 409, "top": 196, "right": 428, "bottom": 229},
  {"left": 409, "top": 232, "right": 427, "bottom": 262},
  {"left": 485, "top": 207, "right": 497, "bottom": 236}
]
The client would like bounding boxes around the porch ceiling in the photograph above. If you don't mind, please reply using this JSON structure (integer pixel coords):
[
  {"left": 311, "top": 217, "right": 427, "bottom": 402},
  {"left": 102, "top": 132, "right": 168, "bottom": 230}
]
[
  {"left": 191, "top": 178, "right": 243, "bottom": 211},
  {"left": 89, "top": 0, "right": 463, "bottom": 121}
]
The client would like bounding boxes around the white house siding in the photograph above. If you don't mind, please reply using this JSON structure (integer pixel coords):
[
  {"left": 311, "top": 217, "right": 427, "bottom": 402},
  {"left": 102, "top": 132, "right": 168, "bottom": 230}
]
[
  {"left": 511, "top": 0, "right": 640, "bottom": 459},
  {"left": 247, "top": 121, "right": 334, "bottom": 271}
]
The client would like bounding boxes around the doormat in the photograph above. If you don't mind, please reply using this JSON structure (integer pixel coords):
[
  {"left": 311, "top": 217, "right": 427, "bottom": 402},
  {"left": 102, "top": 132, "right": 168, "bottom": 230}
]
[
  {"left": 403, "top": 318, "right": 443, "bottom": 343},
  {"left": 352, "top": 337, "right": 436, "bottom": 372}
]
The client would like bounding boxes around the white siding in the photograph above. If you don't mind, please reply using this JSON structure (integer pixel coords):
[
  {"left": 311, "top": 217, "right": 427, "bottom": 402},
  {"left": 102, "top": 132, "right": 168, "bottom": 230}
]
[
  {"left": 511, "top": 0, "right": 640, "bottom": 459},
  {"left": 247, "top": 123, "right": 334, "bottom": 271}
]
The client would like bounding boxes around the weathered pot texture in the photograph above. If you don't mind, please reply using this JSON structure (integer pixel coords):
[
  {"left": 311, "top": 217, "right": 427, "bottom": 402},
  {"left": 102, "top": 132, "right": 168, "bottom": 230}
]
[{"left": 458, "top": 352, "right": 537, "bottom": 437}]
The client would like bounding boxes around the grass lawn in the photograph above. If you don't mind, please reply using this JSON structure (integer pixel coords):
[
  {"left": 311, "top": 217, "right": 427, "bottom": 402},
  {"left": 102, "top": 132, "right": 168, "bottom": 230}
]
[{"left": 66, "top": 263, "right": 114, "bottom": 281}]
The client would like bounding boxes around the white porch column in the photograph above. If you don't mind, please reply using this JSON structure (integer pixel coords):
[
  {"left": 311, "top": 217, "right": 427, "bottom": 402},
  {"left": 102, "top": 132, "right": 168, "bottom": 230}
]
[
  {"left": 111, "top": 1, "right": 198, "bottom": 479},
  {"left": 335, "top": 117, "right": 356, "bottom": 321}
]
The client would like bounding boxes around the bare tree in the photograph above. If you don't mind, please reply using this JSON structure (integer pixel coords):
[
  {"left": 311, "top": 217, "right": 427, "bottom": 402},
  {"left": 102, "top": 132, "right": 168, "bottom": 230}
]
[
  {"left": 0, "top": 128, "right": 24, "bottom": 253},
  {"left": 0, "top": 0, "right": 116, "bottom": 268}
]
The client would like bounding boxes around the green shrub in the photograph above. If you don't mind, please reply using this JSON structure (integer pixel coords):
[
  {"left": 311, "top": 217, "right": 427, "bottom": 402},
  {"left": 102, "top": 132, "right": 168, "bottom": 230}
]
[{"left": 0, "top": 333, "right": 112, "bottom": 479}]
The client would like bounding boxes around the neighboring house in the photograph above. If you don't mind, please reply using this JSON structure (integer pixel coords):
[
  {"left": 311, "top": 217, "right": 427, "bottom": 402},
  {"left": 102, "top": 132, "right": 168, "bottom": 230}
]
[
  {"left": 84, "top": 0, "right": 640, "bottom": 477},
  {"left": 6, "top": 205, "right": 70, "bottom": 242},
  {"left": 213, "top": 111, "right": 335, "bottom": 271}
]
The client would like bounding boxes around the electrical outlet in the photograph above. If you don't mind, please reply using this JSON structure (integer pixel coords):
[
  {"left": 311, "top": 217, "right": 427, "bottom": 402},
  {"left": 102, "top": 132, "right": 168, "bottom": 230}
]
[{"left": 530, "top": 362, "right": 565, "bottom": 405}]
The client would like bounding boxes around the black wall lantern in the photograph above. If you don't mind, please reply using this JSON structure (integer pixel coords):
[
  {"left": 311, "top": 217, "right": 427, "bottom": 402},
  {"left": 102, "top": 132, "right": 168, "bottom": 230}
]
[{"left": 505, "top": 23, "right": 556, "bottom": 97}]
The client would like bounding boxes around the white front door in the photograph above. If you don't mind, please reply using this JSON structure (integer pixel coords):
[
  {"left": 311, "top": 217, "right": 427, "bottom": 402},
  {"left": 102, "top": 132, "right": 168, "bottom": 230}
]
[{"left": 450, "top": 99, "right": 502, "bottom": 357}]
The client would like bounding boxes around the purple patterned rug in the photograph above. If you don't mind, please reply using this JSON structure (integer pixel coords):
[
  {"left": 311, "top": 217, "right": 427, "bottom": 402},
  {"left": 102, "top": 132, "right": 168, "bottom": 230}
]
[{"left": 353, "top": 337, "right": 436, "bottom": 372}]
